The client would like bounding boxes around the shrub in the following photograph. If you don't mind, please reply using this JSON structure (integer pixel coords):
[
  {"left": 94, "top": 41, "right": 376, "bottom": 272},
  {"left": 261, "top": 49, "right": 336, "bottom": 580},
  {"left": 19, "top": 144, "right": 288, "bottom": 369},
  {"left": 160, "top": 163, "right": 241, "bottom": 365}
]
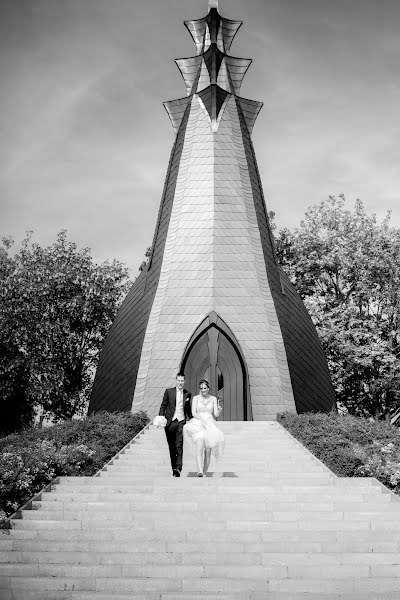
[
  {"left": 278, "top": 411, "right": 400, "bottom": 495},
  {"left": 0, "top": 411, "right": 148, "bottom": 524}
]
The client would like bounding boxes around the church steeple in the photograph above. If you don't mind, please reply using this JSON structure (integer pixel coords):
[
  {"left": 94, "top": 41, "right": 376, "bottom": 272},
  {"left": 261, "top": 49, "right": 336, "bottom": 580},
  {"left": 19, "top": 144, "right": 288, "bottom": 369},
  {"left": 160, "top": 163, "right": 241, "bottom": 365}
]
[
  {"left": 89, "top": 2, "right": 336, "bottom": 421},
  {"left": 164, "top": 5, "right": 261, "bottom": 133}
]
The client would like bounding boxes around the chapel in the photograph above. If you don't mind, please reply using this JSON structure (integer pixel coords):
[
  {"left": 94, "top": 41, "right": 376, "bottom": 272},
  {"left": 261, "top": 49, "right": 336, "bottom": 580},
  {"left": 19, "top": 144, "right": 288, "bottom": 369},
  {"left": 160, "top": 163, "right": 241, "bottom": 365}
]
[{"left": 89, "top": 1, "right": 336, "bottom": 420}]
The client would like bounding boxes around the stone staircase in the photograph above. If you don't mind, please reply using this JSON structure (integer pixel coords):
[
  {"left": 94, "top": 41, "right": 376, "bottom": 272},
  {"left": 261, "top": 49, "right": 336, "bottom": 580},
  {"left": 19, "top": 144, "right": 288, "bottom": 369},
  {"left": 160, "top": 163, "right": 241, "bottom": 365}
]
[{"left": 1, "top": 421, "right": 400, "bottom": 599}]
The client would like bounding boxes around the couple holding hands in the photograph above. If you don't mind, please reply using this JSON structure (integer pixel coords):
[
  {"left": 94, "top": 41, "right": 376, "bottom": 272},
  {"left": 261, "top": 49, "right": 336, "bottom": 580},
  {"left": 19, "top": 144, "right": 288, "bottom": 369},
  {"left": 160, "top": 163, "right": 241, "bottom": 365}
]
[{"left": 158, "top": 372, "right": 224, "bottom": 477}]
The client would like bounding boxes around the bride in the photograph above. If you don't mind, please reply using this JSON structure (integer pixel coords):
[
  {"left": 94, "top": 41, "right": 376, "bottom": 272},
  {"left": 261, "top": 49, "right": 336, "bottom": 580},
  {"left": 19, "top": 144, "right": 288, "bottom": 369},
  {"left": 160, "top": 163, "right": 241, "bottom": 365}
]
[{"left": 184, "top": 379, "right": 224, "bottom": 477}]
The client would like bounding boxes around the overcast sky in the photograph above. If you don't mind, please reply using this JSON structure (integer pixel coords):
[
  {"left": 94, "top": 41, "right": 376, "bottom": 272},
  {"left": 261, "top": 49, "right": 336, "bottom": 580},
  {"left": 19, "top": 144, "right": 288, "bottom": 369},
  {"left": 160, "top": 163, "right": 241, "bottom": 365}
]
[{"left": 1, "top": 0, "right": 399, "bottom": 274}]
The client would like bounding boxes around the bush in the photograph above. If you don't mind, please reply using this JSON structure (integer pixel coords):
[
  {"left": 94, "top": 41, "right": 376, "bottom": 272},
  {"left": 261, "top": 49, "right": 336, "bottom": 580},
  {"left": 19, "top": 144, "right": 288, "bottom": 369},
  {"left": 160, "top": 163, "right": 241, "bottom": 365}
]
[
  {"left": 0, "top": 411, "right": 149, "bottom": 524},
  {"left": 277, "top": 411, "right": 400, "bottom": 495}
]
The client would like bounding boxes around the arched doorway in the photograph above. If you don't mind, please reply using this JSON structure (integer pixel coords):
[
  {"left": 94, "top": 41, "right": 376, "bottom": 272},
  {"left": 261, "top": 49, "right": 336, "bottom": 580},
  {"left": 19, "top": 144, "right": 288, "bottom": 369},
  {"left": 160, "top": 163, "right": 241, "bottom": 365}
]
[{"left": 181, "top": 312, "right": 250, "bottom": 421}]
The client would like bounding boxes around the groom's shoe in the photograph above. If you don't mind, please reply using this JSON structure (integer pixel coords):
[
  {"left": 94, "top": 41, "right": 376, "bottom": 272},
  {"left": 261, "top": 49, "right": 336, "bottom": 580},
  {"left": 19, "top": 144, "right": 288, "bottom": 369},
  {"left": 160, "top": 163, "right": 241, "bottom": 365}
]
[{"left": 173, "top": 469, "right": 181, "bottom": 477}]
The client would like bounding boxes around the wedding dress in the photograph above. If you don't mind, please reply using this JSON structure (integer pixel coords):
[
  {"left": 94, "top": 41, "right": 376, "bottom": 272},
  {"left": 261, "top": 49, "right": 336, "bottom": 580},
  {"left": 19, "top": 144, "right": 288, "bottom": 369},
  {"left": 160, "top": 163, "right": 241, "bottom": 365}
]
[{"left": 184, "top": 395, "right": 225, "bottom": 458}]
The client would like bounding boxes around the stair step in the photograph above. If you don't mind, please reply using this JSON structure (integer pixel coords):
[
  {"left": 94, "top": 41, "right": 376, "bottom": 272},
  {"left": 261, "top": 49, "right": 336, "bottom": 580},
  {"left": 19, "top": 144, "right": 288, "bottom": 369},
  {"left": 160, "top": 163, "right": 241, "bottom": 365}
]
[
  {"left": 31, "top": 499, "right": 398, "bottom": 514},
  {"left": 13, "top": 519, "right": 387, "bottom": 533},
  {"left": 4, "top": 527, "right": 399, "bottom": 544},
  {"left": 43, "top": 488, "right": 389, "bottom": 498},
  {"left": 3, "top": 550, "right": 400, "bottom": 566},
  {"left": 19, "top": 508, "right": 397, "bottom": 523},
  {"left": 2, "top": 574, "right": 400, "bottom": 594},
  {"left": 1, "top": 592, "right": 400, "bottom": 600},
  {"left": 2, "top": 421, "right": 399, "bottom": 597},
  {"left": 2, "top": 538, "right": 399, "bottom": 555}
]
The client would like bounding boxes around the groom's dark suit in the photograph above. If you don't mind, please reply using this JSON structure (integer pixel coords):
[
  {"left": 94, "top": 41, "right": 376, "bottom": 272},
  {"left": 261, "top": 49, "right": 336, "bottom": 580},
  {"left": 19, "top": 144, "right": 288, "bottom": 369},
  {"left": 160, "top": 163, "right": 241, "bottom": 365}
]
[{"left": 159, "top": 387, "right": 192, "bottom": 474}]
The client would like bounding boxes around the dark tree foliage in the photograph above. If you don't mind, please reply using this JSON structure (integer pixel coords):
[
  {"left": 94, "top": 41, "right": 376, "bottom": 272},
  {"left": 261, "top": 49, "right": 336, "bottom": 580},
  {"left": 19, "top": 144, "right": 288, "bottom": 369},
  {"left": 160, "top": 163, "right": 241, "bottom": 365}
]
[
  {"left": 274, "top": 196, "right": 400, "bottom": 420},
  {"left": 138, "top": 246, "right": 152, "bottom": 272},
  {"left": 0, "top": 232, "right": 131, "bottom": 433}
]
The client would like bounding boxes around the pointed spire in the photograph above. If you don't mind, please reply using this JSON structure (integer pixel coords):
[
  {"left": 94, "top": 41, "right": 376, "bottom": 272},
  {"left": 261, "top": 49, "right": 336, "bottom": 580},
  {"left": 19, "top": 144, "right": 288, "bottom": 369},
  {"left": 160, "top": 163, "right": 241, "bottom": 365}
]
[
  {"left": 166, "top": 3, "right": 262, "bottom": 134},
  {"left": 236, "top": 97, "right": 263, "bottom": 134},
  {"left": 163, "top": 97, "right": 190, "bottom": 134},
  {"left": 175, "top": 56, "right": 203, "bottom": 96}
]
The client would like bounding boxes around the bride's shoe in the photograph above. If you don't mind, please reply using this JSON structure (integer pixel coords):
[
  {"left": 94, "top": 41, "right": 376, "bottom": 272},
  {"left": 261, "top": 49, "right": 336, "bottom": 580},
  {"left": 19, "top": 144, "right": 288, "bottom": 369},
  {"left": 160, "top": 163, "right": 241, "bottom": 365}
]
[{"left": 197, "top": 472, "right": 203, "bottom": 477}]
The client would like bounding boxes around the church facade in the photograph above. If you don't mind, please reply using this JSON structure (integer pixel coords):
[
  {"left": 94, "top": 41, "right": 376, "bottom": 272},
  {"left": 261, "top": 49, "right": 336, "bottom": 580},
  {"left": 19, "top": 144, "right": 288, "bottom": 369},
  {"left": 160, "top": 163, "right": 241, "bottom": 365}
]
[{"left": 89, "top": 2, "right": 336, "bottom": 420}]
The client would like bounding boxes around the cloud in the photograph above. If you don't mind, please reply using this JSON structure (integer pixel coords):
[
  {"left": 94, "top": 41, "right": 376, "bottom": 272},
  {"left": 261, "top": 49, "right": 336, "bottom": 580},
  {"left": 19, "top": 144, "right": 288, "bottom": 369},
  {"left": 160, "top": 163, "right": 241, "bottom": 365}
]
[{"left": 1, "top": 0, "right": 399, "bottom": 274}]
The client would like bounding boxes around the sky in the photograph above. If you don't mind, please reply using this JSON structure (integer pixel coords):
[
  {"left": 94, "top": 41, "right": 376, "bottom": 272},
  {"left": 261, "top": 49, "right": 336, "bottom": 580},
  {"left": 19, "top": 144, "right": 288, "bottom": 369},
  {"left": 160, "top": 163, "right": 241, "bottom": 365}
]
[{"left": 1, "top": 0, "right": 399, "bottom": 275}]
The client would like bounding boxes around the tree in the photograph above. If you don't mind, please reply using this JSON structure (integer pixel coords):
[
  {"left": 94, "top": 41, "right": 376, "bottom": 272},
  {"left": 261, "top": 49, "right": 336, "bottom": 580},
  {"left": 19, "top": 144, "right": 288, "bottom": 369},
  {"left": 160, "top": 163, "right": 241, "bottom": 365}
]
[
  {"left": 275, "top": 196, "right": 400, "bottom": 420},
  {"left": 138, "top": 246, "right": 152, "bottom": 272},
  {"left": 0, "top": 231, "right": 131, "bottom": 433}
]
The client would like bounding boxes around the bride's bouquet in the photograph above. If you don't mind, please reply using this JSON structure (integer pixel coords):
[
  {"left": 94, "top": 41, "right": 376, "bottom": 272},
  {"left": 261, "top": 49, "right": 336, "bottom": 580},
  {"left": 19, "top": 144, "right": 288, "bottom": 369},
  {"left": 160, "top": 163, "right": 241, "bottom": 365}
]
[{"left": 153, "top": 415, "right": 167, "bottom": 428}]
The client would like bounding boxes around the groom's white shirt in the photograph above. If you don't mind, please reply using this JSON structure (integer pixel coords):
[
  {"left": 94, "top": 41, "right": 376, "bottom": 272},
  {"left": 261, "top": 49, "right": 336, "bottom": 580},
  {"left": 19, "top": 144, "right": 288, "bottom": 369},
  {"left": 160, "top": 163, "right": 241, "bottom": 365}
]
[{"left": 172, "top": 387, "right": 185, "bottom": 421}]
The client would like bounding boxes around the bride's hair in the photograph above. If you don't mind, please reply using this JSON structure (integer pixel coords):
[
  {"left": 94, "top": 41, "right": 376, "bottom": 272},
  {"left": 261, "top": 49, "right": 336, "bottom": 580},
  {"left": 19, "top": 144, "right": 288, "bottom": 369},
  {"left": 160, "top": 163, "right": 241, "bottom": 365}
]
[{"left": 199, "top": 379, "right": 210, "bottom": 389}]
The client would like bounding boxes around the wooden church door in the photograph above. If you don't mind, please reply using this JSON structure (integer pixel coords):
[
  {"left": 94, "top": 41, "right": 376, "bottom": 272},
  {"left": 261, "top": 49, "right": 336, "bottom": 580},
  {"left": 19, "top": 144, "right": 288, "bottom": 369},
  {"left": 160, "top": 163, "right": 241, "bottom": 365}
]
[{"left": 183, "top": 325, "right": 246, "bottom": 421}]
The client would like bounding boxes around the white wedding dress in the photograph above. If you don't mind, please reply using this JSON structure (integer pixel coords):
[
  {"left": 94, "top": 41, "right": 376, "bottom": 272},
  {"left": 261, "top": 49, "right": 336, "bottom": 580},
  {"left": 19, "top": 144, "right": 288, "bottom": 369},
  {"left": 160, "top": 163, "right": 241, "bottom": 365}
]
[{"left": 184, "top": 395, "right": 225, "bottom": 458}]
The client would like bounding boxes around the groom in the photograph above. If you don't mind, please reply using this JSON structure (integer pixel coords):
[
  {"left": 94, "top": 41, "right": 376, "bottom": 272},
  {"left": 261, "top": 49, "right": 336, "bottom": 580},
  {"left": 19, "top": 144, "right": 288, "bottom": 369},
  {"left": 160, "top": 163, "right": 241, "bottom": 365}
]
[{"left": 159, "top": 372, "right": 192, "bottom": 477}]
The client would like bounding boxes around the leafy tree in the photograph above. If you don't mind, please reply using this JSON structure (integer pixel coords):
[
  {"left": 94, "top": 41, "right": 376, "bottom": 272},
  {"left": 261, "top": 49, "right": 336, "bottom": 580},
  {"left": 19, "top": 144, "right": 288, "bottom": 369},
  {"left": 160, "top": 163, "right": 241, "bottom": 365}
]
[
  {"left": 138, "top": 246, "right": 152, "bottom": 272},
  {"left": 275, "top": 195, "right": 400, "bottom": 420},
  {"left": 0, "top": 231, "right": 131, "bottom": 432}
]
